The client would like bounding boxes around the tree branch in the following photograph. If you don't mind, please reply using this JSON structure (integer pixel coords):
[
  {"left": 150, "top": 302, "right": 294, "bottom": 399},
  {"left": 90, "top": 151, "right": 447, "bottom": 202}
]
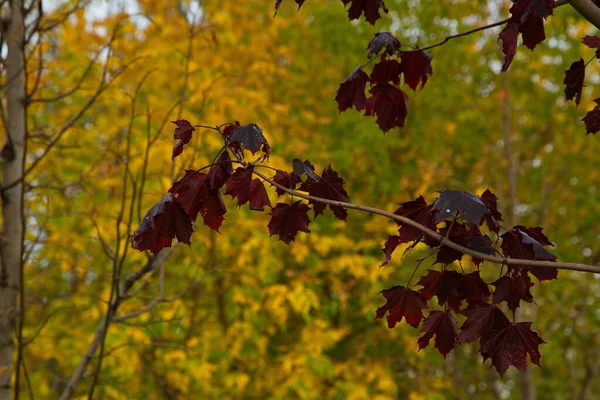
[
  {"left": 568, "top": 0, "right": 600, "bottom": 29},
  {"left": 252, "top": 169, "right": 600, "bottom": 275}
]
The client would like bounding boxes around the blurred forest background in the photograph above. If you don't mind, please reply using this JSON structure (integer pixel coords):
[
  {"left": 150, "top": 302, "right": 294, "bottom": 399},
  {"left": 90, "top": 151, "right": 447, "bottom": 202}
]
[{"left": 2, "top": 0, "right": 600, "bottom": 398}]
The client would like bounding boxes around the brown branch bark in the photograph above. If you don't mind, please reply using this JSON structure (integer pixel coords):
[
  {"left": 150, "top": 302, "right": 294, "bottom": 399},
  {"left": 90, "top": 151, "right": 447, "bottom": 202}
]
[
  {"left": 252, "top": 169, "right": 600, "bottom": 275},
  {"left": 568, "top": 0, "right": 600, "bottom": 29}
]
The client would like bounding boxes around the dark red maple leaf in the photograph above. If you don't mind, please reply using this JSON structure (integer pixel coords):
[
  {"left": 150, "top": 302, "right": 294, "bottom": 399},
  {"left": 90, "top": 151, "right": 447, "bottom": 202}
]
[
  {"left": 367, "top": 32, "right": 400, "bottom": 58},
  {"left": 499, "top": 22, "right": 519, "bottom": 72},
  {"left": 400, "top": 49, "right": 433, "bottom": 91},
  {"left": 267, "top": 201, "right": 311, "bottom": 244},
  {"left": 132, "top": 193, "right": 193, "bottom": 254},
  {"left": 417, "top": 270, "right": 463, "bottom": 312},
  {"left": 435, "top": 223, "right": 471, "bottom": 265},
  {"left": 466, "top": 235, "right": 496, "bottom": 266},
  {"left": 370, "top": 58, "right": 402, "bottom": 85},
  {"left": 341, "top": 0, "right": 389, "bottom": 25},
  {"left": 460, "top": 271, "right": 491, "bottom": 304},
  {"left": 249, "top": 178, "right": 271, "bottom": 211},
  {"left": 225, "top": 165, "right": 255, "bottom": 206},
  {"left": 432, "top": 190, "right": 488, "bottom": 224},
  {"left": 492, "top": 273, "right": 534, "bottom": 313},
  {"left": 228, "top": 123, "right": 271, "bottom": 156},
  {"left": 365, "top": 83, "right": 409, "bottom": 131},
  {"left": 298, "top": 165, "right": 350, "bottom": 221},
  {"left": 393, "top": 195, "right": 437, "bottom": 243},
  {"left": 374, "top": 285, "right": 428, "bottom": 328},
  {"left": 171, "top": 120, "right": 195, "bottom": 159},
  {"left": 417, "top": 310, "right": 458, "bottom": 358},
  {"left": 169, "top": 171, "right": 227, "bottom": 231},
  {"left": 564, "top": 58, "right": 585, "bottom": 106},
  {"left": 582, "top": 98, "right": 600, "bottom": 135},
  {"left": 500, "top": 226, "right": 557, "bottom": 280},
  {"left": 271, "top": 169, "right": 301, "bottom": 197},
  {"left": 480, "top": 322, "right": 545, "bottom": 376},
  {"left": 458, "top": 302, "right": 510, "bottom": 344},
  {"left": 292, "top": 158, "right": 319, "bottom": 181},
  {"left": 480, "top": 188, "right": 503, "bottom": 233},
  {"left": 335, "top": 66, "right": 370, "bottom": 112},
  {"left": 520, "top": 14, "right": 546, "bottom": 50},
  {"left": 222, "top": 121, "right": 240, "bottom": 138},
  {"left": 206, "top": 151, "right": 233, "bottom": 190},
  {"left": 380, "top": 235, "right": 400, "bottom": 266},
  {"left": 582, "top": 35, "right": 600, "bottom": 58}
]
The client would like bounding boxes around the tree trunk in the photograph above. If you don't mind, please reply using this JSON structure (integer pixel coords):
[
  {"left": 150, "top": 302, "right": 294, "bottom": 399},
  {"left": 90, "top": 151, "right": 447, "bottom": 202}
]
[{"left": 0, "top": 0, "right": 26, "bottom": 398}]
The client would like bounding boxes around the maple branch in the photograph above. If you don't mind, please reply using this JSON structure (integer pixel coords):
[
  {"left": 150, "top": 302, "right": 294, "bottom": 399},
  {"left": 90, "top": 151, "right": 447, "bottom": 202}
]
[
  {"left": 568, "top": 0, "right": 600, "bottom": 29},
  {"left": 253, "top": 169, "right": 600, "bottom": 275}
]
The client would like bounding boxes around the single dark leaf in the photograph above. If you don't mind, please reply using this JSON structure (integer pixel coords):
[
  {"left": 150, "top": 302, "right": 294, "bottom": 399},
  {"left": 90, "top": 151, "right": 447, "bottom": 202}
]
[
  {"left": 341, "top": 0, "right": 389, "bottom": 25},
  {"left": 169, "top": 171, "right": 227, "bottom": 231},
  {"left": 365, "top": 83, "right": 409, "bottom": 132},
  {"left": 480, "top": 188, "right": 503, "bottom": 233},
  {"left": 229, "top": 123, "right": 270, "bottom": 156},
  {"left": 432, "top": 190, "right": 487, "bottom": 224},
  {"left": 498, "top": 22, "right": 519, "bottom": 72},
  {"left": 225, "top": 165, "right": 255, "bottom": 206},
  {"left": 206, "top": 151, "right": 233, "bottom": 190},
  {"left": 480, "top": 322, "right": 545, "bottom": 376},
  {"left": 271, "top": 170, "right": 302, "bottom": 197},
  {"left": 400, "top": 50, "right": 433, "bottom": 90},
  {"left": 249, "top": 178, "right": 271, "bottom": 211},
  {"left": 393, "top": 195, "right": 437, "bottom": 242},
  {"left": 171, "top": 119, "right": 195, "bottom": 159},
  {"left": 132, "top": 193, "right": 193, "bottom": 254},
  {"left": 374, "top": 285, "right": 428, "bottom": 328},
  {"left": 417, "top": 270, "right": 463, "bottom": 312},
  {"left": 492, "top": 274, "right": 534, "bottom": 313},
  {"left": 417, "top": 310, "right": 458, "bottom": 358},
  {"left": 460, "top": 271, "right": 491, "bottom": 304},
  {"left": 367, "top": 32, "right": 401, "bottom": 58},
  {"left": 564, "top": 58, "right": 585, "bottom": 106},
  {"left": 222, "top": 121, "right": 240, "bottom": 138},
  {"left": 582, "top": 35, "right": 600, "bottom": 58},
  {"left": 582, "top": 98, "right": 600, "bottom": 135},
  {"left": 335, "top": 66, "right": 370, "bottom": 112},
  {"left": 380, "top": 235, "right": 401, "bottom": 267},
  {"left": 520, "top": 14, "right": 546, "bottom": 50},
  {"left": 500, "top": 227, "right": 556, "bottom": 262},
  {"left": 458, "top": 302, "right": 510, "bottom": 344},
  {"left": 370, "top": 58, "right": 402, "bottom": 85},
  {"left": 292, "top": 158, "right": 320, "bottom": 181},
  {"left": 267, "top": 201, "right": 311, "bottom": 244},
  {"left": 298, "top": 165, "right": 350, "bottom": 221},
  {"left": 513, "top": 225, "right": 554, "bottom": 246}
]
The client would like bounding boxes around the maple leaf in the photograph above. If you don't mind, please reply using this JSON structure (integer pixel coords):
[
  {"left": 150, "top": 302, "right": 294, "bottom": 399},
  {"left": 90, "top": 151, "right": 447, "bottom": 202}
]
[
  {"left": 417, "top": 310, "right": 458, "bottom": 358},
  {"left": 582, "top": 35, "right": 600, "bottom": 58},
  {"left": 271, "top": 169, "right": 301, "bottom": 197},
  {"left": 432, "top": 190, "right": 488, "bottom": 224},
  {"left": 460, "top": 271, "right": 491, "bottom": 304},
  {"left": 400, "top": 49, "right": 433, "bottom": 91},
  {"left": 374, "top": 285, "right": 428, "bottom": 328},
  {"left": 480, "top": 188, "right": 503, "bottom": 233},
  {"left": 249, "top": 178, "right": 271, "bottom": 211},
  {"left": 171, "top": 119, "right": 195, "bottom": 159},
  {"left": 292, "top": 158, "right": 319, "bottom": 181},
  {"left": 500, "top": 226, "right": 557, "bottom": 280},
  {"left": 169, "top": 171, "right": 227, "bottom": 231},
  {"left": 582, "top": 98, "right": 600, "bottom": 135},
  {"left": 519, "top": 14, "right": 545, "bottom": 50},
  {"left": 480, "top": 322, "right": 545, "bottom": 376},
  {"left": 365, "top": 83, "right": 409, "bottom": 132},
  {"left": 228, "top": 123, "right": 271, "bottom": 156},
  {"left": 274, "top": 0, "right": 305, "bottom": 15},
  {"left": 499, "top": 22, "right": 519, "bottom": 72},
  {"left": 393, "top": 195, "right": 437, "bottom": 243},
  {"left": 132, "top": 193, "right": 193, "bottom": 254},
  {"left": 417, "top": 270, "right": 463, "bottom": 312},
  {"left": 370, "top": 58, "right": 402, "bottom": 85},
  {"left": 367, "top": 32, "right": 400, "bottom": 58},
  {"left": 563, "top": 58, "right": 585, "bottom": 106},
  {"left": 380, "top": 235, "right": 400, "bottom": 267},
  {"left": 222, "top": 121, "right": 240, "bottom": 138},
  {"left": 267, "top": 201, "right": 311, "bottom": 244},
  {"left": 492, "top": 273, "right": 534, "bottom": 313},
  {"left": 225, "top": 165, "right": 255, "bottom": 206},
  {"left": 335, "top": 66, "right": 369, "bottom": 112},
  {"left": 341, "top": 0, "right": 389, "bottom": 25},
  {"left": 206, "top": 151, "right": 233, "bottom": 190},
  {"left": 458, "top": 302, "right": 510, "bottom": 344},
  {"left": 434, "top": 223, "right": 471, "bottom": 265},
  {"left": 298, "top": 165, "right": 350, "bottom": 221},
  {"left": 467, "top": 234, "right": 496, "bottom": 266}
]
